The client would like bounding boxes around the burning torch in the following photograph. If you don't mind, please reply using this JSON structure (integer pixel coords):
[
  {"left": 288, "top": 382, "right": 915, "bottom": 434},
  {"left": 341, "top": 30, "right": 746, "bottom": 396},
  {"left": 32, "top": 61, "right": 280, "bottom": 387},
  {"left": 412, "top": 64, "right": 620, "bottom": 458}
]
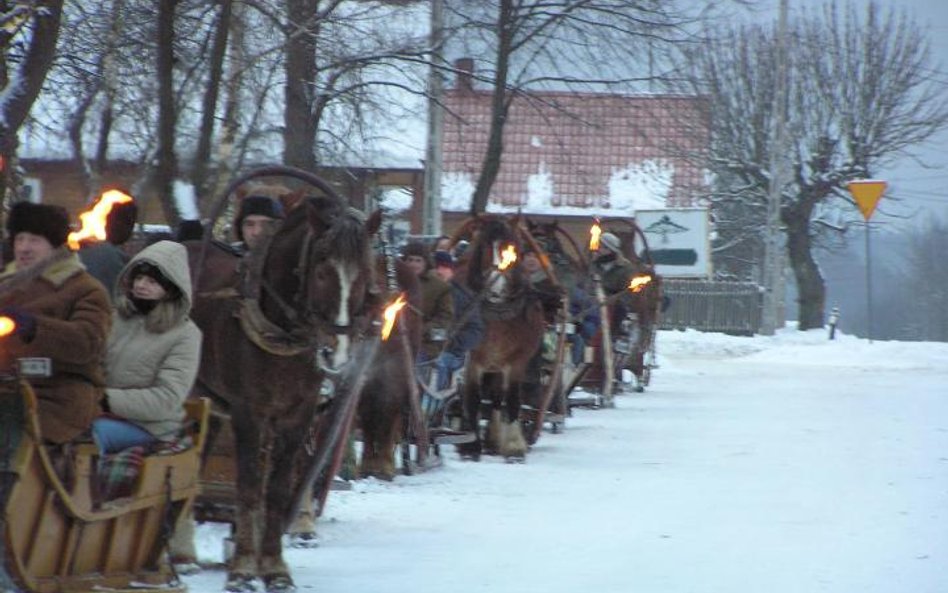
[
  {"left": 67, "top": 189, "right": 135, "bottom": 250},
  {"left": 380, "top": 293, "right": 408, "bottom": 341}
]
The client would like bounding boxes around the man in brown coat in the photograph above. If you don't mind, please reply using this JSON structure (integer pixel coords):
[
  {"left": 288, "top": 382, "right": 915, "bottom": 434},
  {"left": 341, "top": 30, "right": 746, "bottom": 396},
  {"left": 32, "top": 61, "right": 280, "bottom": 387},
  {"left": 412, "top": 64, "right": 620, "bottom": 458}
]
[
  {"left": 0, "top": 202, "right": 112, "bottom": 443},
  {"left": 402, "top": 241, "right": 453, "bottom": 362}
]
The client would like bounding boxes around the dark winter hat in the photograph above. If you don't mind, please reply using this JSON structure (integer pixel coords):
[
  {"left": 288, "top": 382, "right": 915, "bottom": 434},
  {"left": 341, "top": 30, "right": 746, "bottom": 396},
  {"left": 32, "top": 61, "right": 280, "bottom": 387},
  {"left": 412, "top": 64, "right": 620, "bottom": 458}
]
[
  {"left": 105, "top": 198, "right": 138, "bottom": 245},
  {"left": 175, "top": 219, "right": 204, "bottom": 242},
  {"left": 432, "top": 250, "right": 454, "bottom": 268},
  {"left": 235, "top": 195, "right": 284, "bottom": 241},
  {"left": 7, "top": 201, "right": 71, "bottom": 248},
  {"left": 401, "top": 241, "right": 429, "bottom": 260}
]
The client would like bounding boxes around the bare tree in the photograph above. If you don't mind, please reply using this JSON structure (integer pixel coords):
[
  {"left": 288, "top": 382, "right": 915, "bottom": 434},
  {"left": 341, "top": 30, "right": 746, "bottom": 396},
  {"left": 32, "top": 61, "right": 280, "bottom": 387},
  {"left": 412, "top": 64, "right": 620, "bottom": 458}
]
[
  {"left": 679, "top": 2, "right": 948, "bottom": 329},
  {"left": 0, "top": 0, "right": 64, "bottom": 203}
]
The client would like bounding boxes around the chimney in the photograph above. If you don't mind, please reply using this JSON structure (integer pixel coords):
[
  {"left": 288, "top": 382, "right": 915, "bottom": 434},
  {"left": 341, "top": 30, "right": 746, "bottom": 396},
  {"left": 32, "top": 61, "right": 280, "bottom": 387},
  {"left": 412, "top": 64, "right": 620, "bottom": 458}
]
[{"left": 455, "top": 58, "right": 474, "bottom": 92}]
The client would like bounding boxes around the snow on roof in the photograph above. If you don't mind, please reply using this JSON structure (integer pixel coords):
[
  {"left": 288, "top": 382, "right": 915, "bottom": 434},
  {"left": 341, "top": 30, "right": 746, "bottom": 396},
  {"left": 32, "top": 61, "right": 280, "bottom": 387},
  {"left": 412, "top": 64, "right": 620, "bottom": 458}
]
[{"left": 442, "top": 89, "right": 710, "bottom": 215}]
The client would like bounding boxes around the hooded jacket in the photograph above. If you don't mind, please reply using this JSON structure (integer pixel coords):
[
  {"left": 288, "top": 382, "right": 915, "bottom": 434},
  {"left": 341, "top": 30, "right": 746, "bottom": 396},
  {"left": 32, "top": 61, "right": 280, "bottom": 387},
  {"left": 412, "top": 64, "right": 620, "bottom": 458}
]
[
  {"left": 0, "top": 247, "right": 112, "bottom": 443},
  {"left": 104, "top": 241, "right": 201, "bottom": 441}
]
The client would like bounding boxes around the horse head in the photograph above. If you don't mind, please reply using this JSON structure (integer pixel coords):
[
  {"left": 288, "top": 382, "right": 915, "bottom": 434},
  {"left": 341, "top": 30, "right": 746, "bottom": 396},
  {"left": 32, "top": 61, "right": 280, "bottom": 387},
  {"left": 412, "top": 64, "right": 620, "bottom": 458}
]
[
  {"left": 259, "top": 194, "right": 379, "bottom": 372},
  {"left": 465, "top": 216, "right": 529, "bottom": 303}
]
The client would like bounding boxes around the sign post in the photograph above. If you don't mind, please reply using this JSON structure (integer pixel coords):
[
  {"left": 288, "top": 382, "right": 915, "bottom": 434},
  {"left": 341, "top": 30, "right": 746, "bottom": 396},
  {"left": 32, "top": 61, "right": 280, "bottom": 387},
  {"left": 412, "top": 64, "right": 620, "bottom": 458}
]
[{"left": 847, "top": 180, "right": 887, "bottom": 343}]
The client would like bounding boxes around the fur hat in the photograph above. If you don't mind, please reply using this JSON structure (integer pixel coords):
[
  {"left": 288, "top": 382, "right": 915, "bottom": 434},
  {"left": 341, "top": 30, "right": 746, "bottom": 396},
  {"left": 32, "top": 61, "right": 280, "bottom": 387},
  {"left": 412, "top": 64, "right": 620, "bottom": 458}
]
[
  {"left": 235, "top": 195, "right": 284, "bottom": 241},
  {"left": 599, "top": 232, "right": 622, "bottom": 254},
  {"left": 7, "top": 202, "right": 71, "bottom": 248}
]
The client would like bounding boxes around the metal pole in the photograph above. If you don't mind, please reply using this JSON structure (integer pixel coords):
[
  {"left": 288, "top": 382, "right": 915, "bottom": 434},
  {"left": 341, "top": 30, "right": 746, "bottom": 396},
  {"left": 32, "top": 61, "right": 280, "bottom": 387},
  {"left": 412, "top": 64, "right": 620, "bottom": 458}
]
[
  {"left": 422, "top": 0, "right": 444, "bottom": 236},
  {"left": 865, "top": 222, "right": 873, "bottom": 343},
  {"left": 761, "top": 0, "right": 788, "bottom": 335}
]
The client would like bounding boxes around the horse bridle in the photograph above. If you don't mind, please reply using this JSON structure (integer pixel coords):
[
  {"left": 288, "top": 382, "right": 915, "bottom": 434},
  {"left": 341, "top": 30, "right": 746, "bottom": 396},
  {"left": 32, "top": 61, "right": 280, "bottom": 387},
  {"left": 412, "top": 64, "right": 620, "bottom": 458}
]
[{"left": 258, "top": 227, "right": 353, "bottom": 340}]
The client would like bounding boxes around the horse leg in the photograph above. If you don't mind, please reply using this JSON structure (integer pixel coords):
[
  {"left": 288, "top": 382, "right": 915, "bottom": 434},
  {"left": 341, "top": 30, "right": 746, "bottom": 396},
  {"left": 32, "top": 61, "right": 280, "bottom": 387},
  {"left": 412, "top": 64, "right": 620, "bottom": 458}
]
[
  {"left": 259, "top": 438, "right": 298, "bottom": 593},
  {"left": 500, "top": 375, "right": 528, "bottom": 462},
  {"left": 286, "top": 483, "right": 318, "bottom": 549},
  {"left": 227, "top": 414, "right": 265, "bottom": 592},
  {"left": 456, "top": 375, "right": 482, "bottom": 461},
  {"left": 358, "top": 389, "right": 400, "bottom": 481}
]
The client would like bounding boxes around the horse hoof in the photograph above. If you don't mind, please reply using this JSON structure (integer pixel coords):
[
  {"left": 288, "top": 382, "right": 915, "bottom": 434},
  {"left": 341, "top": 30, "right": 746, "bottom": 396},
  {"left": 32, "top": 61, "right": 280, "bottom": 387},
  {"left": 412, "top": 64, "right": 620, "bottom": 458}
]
[
  {"left": 287, "top": 532, "right": 319, "bottom": 549},
  {"left": 264, "top": 574, "right": 296, "bottom": 593},
  {"left": 504, "top": 455, "right": 526, "bottom": 464},
  {"left": 225, "top": 574, "right": 259, "bottom": 593}
]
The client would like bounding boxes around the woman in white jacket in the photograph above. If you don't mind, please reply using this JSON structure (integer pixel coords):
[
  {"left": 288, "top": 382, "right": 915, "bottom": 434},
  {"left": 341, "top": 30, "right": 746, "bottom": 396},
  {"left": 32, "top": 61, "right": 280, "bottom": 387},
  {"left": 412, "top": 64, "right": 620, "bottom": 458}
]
[{"left": 92, "top": 240, "right": 201, "bottom": 454}]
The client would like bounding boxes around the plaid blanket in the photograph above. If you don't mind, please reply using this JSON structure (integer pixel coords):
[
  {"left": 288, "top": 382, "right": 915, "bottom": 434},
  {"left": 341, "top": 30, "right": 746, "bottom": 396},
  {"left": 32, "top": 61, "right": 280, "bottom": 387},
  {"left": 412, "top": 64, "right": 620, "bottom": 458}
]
[
  {"left": 97, "top": 445, "right": 146, "bottom": 502},
  {"left": 96, "top": 436, "right": 194, "bottom": 503}
]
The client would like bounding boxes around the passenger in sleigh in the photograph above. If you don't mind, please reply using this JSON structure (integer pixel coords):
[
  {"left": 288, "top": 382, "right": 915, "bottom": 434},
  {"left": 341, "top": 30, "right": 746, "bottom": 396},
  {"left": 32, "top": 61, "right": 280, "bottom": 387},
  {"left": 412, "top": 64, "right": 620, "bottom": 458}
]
[
  {"left": 0, "top": 202, "right": 112, "bottom": 445},
  {"left": 93, "top": 240, "right": 202, "bottom": 455},
  {"left": 431, "top": 249, "right": 484, "bottom": 392},
  {"left": 521, "top": 248, "right": 565, "bottom": 409}
]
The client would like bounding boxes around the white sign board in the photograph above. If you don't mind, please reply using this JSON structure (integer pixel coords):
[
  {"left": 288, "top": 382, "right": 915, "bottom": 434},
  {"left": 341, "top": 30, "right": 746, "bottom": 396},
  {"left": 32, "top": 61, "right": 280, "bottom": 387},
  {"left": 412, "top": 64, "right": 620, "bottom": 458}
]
[{"left": 635, "top": 208, "right": 711, "bottom": 278}]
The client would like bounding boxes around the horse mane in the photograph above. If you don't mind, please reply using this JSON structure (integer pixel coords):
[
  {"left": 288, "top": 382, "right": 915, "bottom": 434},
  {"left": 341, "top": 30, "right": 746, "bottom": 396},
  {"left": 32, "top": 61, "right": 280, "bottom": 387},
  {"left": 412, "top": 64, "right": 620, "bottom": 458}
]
[{"left": 279, "top": 195, "right": 372, "bottom": 269}]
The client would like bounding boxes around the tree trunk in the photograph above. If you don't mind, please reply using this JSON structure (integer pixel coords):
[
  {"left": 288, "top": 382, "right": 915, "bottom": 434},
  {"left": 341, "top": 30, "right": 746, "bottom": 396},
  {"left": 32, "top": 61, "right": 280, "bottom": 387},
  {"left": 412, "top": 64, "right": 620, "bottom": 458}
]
[
  {"left": 283, "top": 0, "right": 318, "bottom": 172},
  {"left": 204, "top": 0, "right": 245, "bottom": 217},
  {"left": 192, "top": 0, "right": 232, "bottom": 201},
  {"left": 156, "top": 0, "right": 180, "bottom": 226},
  {"left": 469, "top": 0, "right": 514, "bottom": 216},
  {"left": 785, "top": 215, "right": 825, "bottom": 330},
  {"left": 0, "top": 0, "right": 65, "bottom": 203}
]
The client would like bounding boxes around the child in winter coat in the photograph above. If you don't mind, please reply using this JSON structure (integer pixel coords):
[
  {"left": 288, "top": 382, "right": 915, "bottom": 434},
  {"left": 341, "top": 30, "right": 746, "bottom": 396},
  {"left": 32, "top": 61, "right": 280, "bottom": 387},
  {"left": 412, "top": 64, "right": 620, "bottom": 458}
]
[{"left": 92, "top": 240, "right": 201, "bottom": 454}]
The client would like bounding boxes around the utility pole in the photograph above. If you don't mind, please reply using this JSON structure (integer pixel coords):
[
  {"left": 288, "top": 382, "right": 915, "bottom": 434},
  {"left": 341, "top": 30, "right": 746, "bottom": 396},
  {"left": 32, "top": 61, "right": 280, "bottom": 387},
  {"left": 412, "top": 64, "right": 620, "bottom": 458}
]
[
  {"left": 761, "top": 0, "right": 788, "bottom": 336},
  {"left": 422, "top": 0, "right": 444, "bottom": 236}
]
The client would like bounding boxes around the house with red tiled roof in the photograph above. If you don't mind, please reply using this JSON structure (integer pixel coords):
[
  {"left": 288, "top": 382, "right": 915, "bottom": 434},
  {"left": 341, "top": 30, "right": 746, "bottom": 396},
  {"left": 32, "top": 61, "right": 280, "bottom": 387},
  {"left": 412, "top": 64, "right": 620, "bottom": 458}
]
[{"left": 439, "top": 61, "right": 711, "bottom": 239}]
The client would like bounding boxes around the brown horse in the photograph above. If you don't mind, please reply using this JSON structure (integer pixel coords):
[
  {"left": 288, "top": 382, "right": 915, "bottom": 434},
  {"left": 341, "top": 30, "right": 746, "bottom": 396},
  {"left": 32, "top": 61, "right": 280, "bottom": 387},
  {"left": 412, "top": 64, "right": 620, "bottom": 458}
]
[
  {"left": 186, "top": 168, "right": 379, "bottom": 592},
  {"left": 456, "top": 216, "right": 545, "bottom": 462},
  {"left": 356, "top": 257, "right": 423, "bottom": 480}
]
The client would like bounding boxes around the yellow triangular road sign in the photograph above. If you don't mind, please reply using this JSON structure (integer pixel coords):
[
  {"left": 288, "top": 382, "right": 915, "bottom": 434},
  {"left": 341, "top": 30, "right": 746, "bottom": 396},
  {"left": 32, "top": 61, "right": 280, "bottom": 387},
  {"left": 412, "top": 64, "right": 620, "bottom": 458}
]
[{"left": 848, "top": 180, "right": 887, "bottom": 221}]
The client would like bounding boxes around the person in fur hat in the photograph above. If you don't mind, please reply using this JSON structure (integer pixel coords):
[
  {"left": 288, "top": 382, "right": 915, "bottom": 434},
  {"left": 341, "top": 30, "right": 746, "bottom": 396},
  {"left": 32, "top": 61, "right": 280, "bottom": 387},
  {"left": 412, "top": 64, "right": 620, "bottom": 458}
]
[
  {"left": 0, "top": 201, "right": 112, "bottom": 443},
  {"left": 92, "top": 240, "right": 201, "bottom": 454}
]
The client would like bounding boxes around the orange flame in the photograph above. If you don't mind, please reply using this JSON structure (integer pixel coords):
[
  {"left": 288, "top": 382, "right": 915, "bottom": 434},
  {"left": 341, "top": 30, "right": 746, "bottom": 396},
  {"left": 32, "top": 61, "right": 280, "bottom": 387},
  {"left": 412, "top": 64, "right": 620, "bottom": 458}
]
[
  {"left": 0, "top": 316, "right": 16, "bottom": 337},
  {"left": 628, "top": 274, "right": 653, "bottom": 293},
  {"left": 381, "top": 293, "right": 408, "bottom": 340},
  {"left": 497, "top": 244, "right": 518, "bottom": 271},
  {"left": 67, "top": 189, "right": 134, "bottom": 249},
  {"left": 589, "top": 221, "right": 602, "bottom": 251}
]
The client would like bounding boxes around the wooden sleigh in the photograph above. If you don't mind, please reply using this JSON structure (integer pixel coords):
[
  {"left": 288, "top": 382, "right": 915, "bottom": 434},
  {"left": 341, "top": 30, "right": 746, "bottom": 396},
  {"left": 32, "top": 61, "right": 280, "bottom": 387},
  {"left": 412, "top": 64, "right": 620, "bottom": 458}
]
[{"left": 0, "top": 369, "right": 209, "bottom": 593}]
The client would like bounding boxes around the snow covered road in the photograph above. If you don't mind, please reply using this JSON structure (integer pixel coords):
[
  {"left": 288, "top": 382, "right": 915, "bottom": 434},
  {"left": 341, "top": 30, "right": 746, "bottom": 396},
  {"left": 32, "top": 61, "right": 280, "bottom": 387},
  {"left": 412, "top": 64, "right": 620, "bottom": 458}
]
[{"left": 186, "top": 329, "right": 948, "bottom": 593}]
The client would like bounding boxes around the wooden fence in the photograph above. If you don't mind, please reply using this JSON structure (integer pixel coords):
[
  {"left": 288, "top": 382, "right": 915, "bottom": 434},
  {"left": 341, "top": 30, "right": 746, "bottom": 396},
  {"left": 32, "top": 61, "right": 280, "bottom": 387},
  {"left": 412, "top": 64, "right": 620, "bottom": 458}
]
[{"left": 659, "top": 279, "right": 762, "bottom": 335}]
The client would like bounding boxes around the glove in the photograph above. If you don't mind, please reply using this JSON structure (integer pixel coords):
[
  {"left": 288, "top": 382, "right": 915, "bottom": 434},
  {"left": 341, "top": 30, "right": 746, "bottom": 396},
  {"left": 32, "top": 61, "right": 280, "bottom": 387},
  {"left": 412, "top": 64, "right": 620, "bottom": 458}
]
[{"left": 0, "top": 307, "right": 38, "bottom": 342}]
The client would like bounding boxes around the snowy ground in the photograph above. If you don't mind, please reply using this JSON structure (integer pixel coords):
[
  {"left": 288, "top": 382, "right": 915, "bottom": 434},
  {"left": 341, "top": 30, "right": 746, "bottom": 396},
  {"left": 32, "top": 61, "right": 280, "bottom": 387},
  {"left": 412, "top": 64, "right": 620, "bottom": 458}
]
[{"left": 184, "top": 327, "right": 948, "bottom": 593}]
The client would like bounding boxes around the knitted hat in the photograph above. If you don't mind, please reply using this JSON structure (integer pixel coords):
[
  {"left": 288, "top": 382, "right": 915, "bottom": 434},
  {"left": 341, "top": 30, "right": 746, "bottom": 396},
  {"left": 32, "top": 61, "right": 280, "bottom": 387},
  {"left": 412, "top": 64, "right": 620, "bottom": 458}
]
[
  {"left": 235, "top": 195, "right": 284, "bottom": 241},
  {"left": 7, "top": 202, "right": 71, "bottom": 248},
  {"left": 432, "top": 250, "right": 454, "bottom": 268}
]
